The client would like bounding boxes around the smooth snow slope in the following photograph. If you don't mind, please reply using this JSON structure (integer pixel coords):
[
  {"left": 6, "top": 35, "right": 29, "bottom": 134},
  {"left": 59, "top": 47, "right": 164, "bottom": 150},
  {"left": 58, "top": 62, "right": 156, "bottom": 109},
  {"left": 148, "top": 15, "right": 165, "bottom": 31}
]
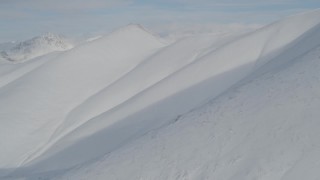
[
  {"left": 16, "top": 9, "right": 320, "bottom": 174},
  {"left": 52, "top": 10, "right": 320, "bottom": 179},
  {"left": 1, "top": 9, "right": 320, "bottom": 180},
  {"left": 24, "top": 33, "right": 236, "bottom": 166},
  {"left": 0, "top": 24, "right": 166, "bottom": 169},
  {"left": 57, "top": 43, "right": 320, "bottom": 180}
]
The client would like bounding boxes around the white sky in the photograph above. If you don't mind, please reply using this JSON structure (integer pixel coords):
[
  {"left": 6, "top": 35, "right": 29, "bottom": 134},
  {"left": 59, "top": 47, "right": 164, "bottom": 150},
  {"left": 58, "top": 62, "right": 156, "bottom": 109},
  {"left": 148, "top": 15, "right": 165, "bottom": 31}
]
[{"left": 0, "top": 0, "right": 319, "bottom": 42}]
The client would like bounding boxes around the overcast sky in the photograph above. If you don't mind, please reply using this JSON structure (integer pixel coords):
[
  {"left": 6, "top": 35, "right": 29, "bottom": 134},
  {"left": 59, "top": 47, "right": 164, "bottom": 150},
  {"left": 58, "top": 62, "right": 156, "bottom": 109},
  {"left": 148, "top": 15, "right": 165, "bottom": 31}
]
[{"left": 1, "top": 0, "right": 320, "bottom": 42}]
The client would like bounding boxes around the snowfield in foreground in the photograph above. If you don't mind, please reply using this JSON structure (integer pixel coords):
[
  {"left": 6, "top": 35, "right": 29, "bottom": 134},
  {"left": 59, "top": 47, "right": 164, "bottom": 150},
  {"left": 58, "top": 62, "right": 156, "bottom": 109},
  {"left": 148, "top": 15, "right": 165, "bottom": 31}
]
[{"left": 1, "top": 9, "right": 320, "bottom": 180}]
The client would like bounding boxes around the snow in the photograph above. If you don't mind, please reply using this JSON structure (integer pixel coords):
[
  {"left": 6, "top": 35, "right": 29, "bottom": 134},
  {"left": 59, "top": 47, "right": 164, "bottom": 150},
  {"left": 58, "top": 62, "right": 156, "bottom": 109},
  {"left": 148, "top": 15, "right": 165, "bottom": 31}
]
[
  {"left": 0, "top": 41, "right": 16, "bottom": 51},
  {"left": 56, "top": 45, "right": 320, "bottom": 180},
  {"left": 0, "top": 33, "right": 73, "bottom": 62},
  {"left": 0, "top": 24, "right": 166, "bottom": 169},
  {"left": 1, "top": 9, "right": 320, "bottom": 180}
]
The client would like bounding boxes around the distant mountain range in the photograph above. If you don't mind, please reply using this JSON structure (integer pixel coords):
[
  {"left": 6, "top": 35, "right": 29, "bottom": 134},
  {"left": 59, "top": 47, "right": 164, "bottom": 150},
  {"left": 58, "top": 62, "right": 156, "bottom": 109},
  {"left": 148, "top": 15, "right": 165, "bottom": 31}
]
[{"left": 0, "top": 33, "right": 73, "bottom": 62}]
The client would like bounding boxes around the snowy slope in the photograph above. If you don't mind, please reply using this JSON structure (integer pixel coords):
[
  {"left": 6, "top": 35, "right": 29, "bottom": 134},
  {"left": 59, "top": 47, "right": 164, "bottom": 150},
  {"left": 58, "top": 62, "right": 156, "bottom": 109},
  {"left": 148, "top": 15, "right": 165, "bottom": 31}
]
[
  {"left": 0, "top": 24, "right": 166, "bottom": 169},
  {"left": 56, "top": 44, "right": 320, "bottom": 180},
  {"left": 50, "top": 10, "right": 320, "bottom": 180},
  {"left": 26, "top": 33, "right": 237, "bottom": 164},
  {"left": 0, "top": 26, "right": 238, "bottom": 173},
  {"left": 17, "top": 9, "right": 320, "bottom": 173},
  {"left": 1, "top": 9, "right": 320, "bottom": 180},
  {"left": 0, "top": 33, "right": 73, "bottom": 62}
]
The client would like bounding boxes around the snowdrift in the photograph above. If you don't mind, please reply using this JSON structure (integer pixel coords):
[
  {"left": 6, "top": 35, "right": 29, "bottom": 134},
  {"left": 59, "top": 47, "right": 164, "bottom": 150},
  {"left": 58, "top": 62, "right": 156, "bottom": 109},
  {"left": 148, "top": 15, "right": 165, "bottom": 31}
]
[
  {"left": 0, "top": 24, "right": 166, "bottom": 169},
  {"left": 1, "top": 9, "right": 320, "bottom": 180},
  {"left": 58, "top": 38, "right": 320, "bottom": 180}
]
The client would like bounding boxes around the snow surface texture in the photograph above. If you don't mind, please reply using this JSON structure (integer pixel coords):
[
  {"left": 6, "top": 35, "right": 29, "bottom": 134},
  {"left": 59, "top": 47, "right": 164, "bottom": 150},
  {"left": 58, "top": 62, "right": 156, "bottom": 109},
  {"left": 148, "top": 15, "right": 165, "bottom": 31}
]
[
  {"left": 1, "top": 10, "right": 320, "bottom": 180},
  {"left": 0, "top": 33, "right": 73, "bottom": 63}
]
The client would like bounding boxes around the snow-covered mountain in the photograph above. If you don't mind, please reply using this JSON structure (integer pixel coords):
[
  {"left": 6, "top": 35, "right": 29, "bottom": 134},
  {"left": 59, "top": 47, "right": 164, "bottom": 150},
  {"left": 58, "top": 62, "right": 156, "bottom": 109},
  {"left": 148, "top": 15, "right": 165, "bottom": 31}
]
[
  {"left": 0, "top": 41, "right": 16, "bottom": 51},
  {"left": 1, "top": 9, "right": 320, "bottom": 180},
  {"left": 0, "top": 33, "right": 73, "bottom": 62}
]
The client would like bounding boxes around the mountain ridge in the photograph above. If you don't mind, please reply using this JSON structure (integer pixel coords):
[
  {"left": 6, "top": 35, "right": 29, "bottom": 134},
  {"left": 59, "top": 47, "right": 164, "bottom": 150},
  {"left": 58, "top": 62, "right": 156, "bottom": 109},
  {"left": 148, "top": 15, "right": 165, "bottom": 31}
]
[
  {"left": 1, "top": 9, "right": 320, "bottom": 180},
  {"left": 0, "top": 33, "right": 73, "bottom": 62}
]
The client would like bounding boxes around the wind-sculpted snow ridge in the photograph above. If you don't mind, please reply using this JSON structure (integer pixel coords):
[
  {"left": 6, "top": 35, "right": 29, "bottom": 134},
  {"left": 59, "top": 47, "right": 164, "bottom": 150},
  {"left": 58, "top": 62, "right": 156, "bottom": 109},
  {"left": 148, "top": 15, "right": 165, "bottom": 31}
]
[
  {"left": 0, "top": 33, "right": 73, "bottom": 62},
  {"left": 57, "top": 42, "right": 320, "bottom": 180},
  {"left": 0, "top": 25, "right": 167, "bottom": 170},
  {"left": 2, "top": 9, "right": 320, "bottom": 180}
]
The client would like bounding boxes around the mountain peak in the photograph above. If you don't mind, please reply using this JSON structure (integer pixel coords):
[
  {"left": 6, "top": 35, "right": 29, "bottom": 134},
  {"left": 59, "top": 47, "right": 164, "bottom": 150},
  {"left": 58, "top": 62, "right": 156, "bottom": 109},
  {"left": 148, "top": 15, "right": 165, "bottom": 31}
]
[
  {"left": 125, "top": 23, "right": 145, "bottom": 29},
  {"left": 0, "top": 33, "right": 73, "bottom": 62},
  {"left": 112, "top": 23, "right": 158, "bottom": 38}
]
